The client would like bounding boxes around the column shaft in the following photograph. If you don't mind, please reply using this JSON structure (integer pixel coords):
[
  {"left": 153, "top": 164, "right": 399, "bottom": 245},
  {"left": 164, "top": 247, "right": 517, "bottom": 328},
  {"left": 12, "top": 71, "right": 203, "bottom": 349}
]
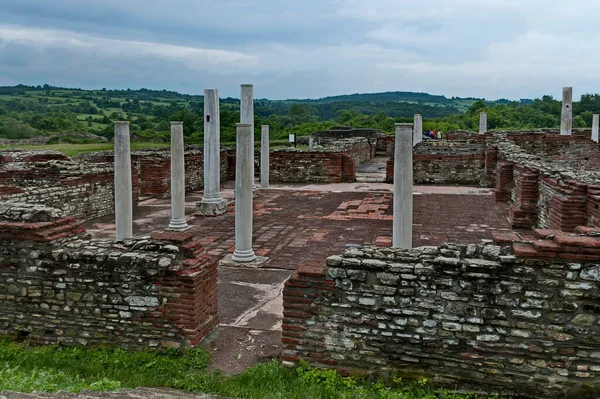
[
  {"left": 203, "top": 89, "right": 222, "bottom": 202},
  {"left": 479, "top": 112, "right": 487, "bottom": 134},
  {"left": 261, "top": 125, "right": 270, "bottom": 188},
  {"left": 592, "top": 114, "right": 599, "bottom": 143},
  {"left": 413, "top": 114, "right": 422, "bottom": 145},
  {"left": 114, "top": 121, "right": 133, "bottom": 240},
  {"left": 392, "top": 123, "right": 413, "bottom": 249},
  {"left": 240, "top": 84, "right": 255, "bottom": 187},
  {"left": 232, "top": 123, "right": 256, "bottom": 262},
  {"left": 561, "top": 87, "right": 573, "bottom": 136},
  {"left": 168, "top": 121, "right": 188, "bottom": 230}
]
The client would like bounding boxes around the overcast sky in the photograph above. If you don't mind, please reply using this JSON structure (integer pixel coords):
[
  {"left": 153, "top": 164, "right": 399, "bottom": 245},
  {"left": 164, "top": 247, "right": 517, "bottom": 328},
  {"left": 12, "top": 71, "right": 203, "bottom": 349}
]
[{"left": 1, "top": 0, "right": 599, "bottom": 100}]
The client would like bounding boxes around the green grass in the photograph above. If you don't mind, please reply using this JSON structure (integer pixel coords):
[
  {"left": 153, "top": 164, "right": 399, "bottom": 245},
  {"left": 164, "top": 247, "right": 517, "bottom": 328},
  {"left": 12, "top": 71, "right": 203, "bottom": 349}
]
[
  {"left": 0, "top": 142, "right": 170, "bottom": 156},
  {"left": 0, "top": 340, "right": 507, "bottom": 399}
]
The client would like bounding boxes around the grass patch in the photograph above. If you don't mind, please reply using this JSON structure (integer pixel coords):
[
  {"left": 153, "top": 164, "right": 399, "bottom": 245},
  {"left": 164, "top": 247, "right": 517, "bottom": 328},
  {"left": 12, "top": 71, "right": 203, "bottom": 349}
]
[
  {"left": 0, "top": 340, "right": 507, "bottom": 399},
  {"left": 0, "top": 142, "right": 170, "bottom": 156}
]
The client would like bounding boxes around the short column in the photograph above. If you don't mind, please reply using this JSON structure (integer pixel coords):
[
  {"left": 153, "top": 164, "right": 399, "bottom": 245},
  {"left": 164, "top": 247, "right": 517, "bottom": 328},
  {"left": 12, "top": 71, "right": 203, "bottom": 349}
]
[
  {"left": 392, "top": 123, "right": 413, "bottom": 249},
  {"left": 261, "top": 125, "right": 270, "bottom": 188},
  {"left": 196, "top": 89, "right": 228, "bottom": 216},
  {"left": 592, "top": 114, "right": 599, "bottom": 143},
  {"left": 240, "top": 84, "right": 256, "bottom": 189},
  {"left": 114, "top": 121, "right": 133, "bottom": 240},
  {"left": 561, "top": 87, "right": 573, "bottom": 136},
  {"left": 168, "top": 121, "right": 189, "bottom": 230},
  {"left": 232, "top": 123, "right": 256, "bottom": 262},
  {"left": 479, "top": 112, "right": 487, "bottom": 134},
  {"left": 413, "top": 114, "right": 423, "bottom": 145}
]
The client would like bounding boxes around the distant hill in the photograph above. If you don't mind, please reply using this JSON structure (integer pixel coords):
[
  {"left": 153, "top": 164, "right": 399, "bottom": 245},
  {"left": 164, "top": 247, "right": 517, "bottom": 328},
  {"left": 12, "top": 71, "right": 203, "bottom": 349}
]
[
  {"left": 0, "top": 84, "right": 547, "bottom": 144},
  {"left": 296, "top": 91, "right": 455, "bottom": 105}
]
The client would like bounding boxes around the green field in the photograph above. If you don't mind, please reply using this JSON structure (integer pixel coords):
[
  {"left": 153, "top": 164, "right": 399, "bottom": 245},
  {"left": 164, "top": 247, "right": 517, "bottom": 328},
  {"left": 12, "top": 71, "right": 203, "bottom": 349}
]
[
  {"left": 0, "top": 340, "right": 506, "bottom": 399},
  {"left": 0, "top": 142, "right": 170, "bottom": 156}
]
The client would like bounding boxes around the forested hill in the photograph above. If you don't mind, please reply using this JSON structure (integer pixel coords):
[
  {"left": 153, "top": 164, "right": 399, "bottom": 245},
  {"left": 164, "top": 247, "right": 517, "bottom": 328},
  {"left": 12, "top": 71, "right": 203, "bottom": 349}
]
[
  {"left": 296, "top": 91, "right": 454, "bottom": 104},
  {"left": 0, "top": 84, "right": 598, "bottom": 145}
]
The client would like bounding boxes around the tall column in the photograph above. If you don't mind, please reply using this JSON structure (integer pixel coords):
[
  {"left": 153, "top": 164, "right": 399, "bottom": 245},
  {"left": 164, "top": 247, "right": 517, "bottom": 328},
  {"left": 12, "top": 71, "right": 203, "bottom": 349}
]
[
  {"left": 261, "top": 125, "right": 270, "bottom": 188},
  {"left": 392, "top": 123, "right": 413, "bottom": 249},
  {"left": 561, "top": 87, "right": 573, "bottom": 136},
  {"left": 196, "top": 89, "right": 228, "bottom": 216},
  {"left": 114, "top": 121, "right": 133, "bottom": 240},
  {"left": 168, "top": 122, "right": 189, "bottom": 230},
  {"left": 413, "top": 114, "right": 423, "bottom": 145},
  {"left": 232, "top": 123, "right": 256, "bottom": 262},
  {"left": 479, "top": 112, "right": 487, "bottom": 134},
  {"left": 240, "top": 84, "right": 255, "bottom": 189},
  {"left": 592, "top": 114, "right": 599, "bottom": 143}
]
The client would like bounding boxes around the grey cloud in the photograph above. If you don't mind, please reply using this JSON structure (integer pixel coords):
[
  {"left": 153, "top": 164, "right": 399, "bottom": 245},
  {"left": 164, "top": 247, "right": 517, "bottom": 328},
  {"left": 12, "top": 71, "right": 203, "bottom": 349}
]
[{"left": 0, "top": 0, "right": 599, "bottom": 100}]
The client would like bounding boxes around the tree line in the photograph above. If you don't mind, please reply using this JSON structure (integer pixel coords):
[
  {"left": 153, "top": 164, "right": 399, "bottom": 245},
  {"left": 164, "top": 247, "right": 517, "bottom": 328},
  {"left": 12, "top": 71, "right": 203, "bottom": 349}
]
[{"left": 0, "top": 86, "right": 599, "bottom": 144}]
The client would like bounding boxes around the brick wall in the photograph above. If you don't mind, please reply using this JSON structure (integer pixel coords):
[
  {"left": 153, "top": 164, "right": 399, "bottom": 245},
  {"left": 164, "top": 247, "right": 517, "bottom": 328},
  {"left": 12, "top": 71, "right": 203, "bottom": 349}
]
[
  {"left": 0, "top": 153, "right": 137, "bottom": 221},
  {"left": 282, "top": 233, "right": 600, "bottom": 398},
  {"left": 0, "top": 206, "right": 218, "bottom": 349},
  {"left": 509, "top": 134, "right": 600, "bottom": 169},
  {"left": 587, "top": 185, "right": 600, "bottom": 227},
  {"left": 270, "top": 152, "right": 346, "bottom": 183},
  {"left": 270, "top": 143, "right": 372, "bottom": 184},
  {"left": 0, "top": 148, "right": 231, "bottom": 221},
  {"left": 508, "top": 165, "right": 540, "bottom": 228},
  {"left": 386, "top": 140, "right": 487, "bottom": 186},
  {"left": 79, "top": 149, "right": 230, "bottom": 198},
  {"left": 496, "top": 165, "right": 593, "bottom": 231},
  {"left": 376, "top": 135, "right": 395, "bottom": 156}
]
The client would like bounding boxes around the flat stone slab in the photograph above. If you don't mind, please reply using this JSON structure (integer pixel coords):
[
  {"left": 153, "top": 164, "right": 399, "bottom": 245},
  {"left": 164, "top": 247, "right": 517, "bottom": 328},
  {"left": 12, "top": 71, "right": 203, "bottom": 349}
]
[
  {"left": 218, "top": 267, "right": 291, "bottom": 328},
  {"left": 219, "top": 254, "right": 269, "bottom": 269},
  {"left": 195, "top": 199, "right": 228, "bottom": 216}
]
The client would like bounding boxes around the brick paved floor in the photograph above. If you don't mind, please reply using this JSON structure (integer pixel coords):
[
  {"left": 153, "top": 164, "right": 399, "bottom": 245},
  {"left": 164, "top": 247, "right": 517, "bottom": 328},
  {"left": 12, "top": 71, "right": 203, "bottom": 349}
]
[
  {"left": 85, "top": 187, "right": 514, "bottom": 374},
  {"left": 88, "top": 189, "right": 513, "bottom": 270}
]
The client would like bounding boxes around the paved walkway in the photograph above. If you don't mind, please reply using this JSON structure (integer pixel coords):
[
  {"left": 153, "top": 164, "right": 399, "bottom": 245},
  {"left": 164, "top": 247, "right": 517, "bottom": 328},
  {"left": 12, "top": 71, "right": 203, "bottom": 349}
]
[
  {"left": 355, "top": 156, "right": 388, "bottom": 183},
  {"left": 85, "top": 183, "right": 513, "bottom": 374}
]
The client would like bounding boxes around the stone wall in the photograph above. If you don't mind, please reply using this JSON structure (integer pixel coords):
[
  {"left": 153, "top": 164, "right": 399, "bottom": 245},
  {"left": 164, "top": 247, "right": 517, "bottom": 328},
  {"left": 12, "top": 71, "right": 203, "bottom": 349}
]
[
  {"left": 311, "top": 127, "right": 381, "bottom": 147},
  {"left": 0, "top": 150, "right": 136, "bottom": 221},
  {"left": 386, "top": 140, "right": 487, "bottom": 186},
  {"left": 0, "top": 205, "right": 218, "bottom": 349},
  {"left": 282, "top": 231, "right": 600, "bottom": 398},
  {"left": 270, "top": 151, "right": 347, "bottom": 183},
  {"left": 270, "top": 139, "right": 373, "bottom": 183},
  {"left": 76, "top": 148, "right": 230, "bottom": 198},
  {"left": 508, "top": 134, "right": 600, "bottom": 170}
]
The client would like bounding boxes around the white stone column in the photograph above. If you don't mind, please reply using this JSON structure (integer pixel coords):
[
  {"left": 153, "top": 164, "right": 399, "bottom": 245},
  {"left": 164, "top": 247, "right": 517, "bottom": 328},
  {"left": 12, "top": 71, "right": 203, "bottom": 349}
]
[
  {"left": 232, "top": 123, "right": 256, "bottom": 262},
  {"left": 240, "top": 84, "right": 256, "bottom": 189},
  {"left": 561, "top": 87, "right": 573, "bottom": 136},
  {"left": 392, "top": 123, "right": 413, "bottom": 249},
  {"left": 261, "top": 125, "right": 270, "bottom": 188},
  {"left": 196, "top": 89, "right": 228, "bottom": 216},
  {"left": 114, "top": 121, "right": 133, "bottom": 240},
  {"left": 168, "top": 122, "right": 189, "bottom": 230},
  {"left": 592, "top": 114, "right": 599, "bottom": 143},
  {"left": 479, "top": 112, "right": 487, "bottom": 134},
  {"left": 413, "top": 114, "right": 423, "bottom": 146}
]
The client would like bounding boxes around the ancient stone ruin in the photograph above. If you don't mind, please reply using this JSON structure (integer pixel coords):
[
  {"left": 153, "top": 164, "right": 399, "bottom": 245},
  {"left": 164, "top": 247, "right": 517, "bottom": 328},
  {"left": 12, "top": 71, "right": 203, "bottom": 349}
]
[{"left": 1, "top": 87, "right": 600, "bottom": 398}]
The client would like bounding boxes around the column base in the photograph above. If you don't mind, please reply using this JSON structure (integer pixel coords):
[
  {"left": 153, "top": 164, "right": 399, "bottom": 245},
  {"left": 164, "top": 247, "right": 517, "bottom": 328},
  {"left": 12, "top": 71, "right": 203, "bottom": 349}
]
[
  {"left": 195, "top": 198, "right": 228, "bottom": 216},
  {"left": 219, "top": 253, "right": 268, "bottom": 268},
  {"left": 167, "top": 218, "right": 190, "bottom": 231}
]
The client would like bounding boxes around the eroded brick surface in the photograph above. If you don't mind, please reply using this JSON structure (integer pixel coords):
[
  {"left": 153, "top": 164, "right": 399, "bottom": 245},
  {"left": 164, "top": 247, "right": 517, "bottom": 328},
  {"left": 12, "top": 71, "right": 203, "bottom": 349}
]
[{"left": 162, "top": 190, "right": 514, "bottom": 271}]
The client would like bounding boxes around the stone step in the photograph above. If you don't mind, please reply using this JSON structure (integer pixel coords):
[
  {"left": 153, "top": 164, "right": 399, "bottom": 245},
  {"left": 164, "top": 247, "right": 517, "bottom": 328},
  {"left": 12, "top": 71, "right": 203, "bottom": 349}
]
[{"left": 0, "top": 388, "right": 233, "bottom": 399}]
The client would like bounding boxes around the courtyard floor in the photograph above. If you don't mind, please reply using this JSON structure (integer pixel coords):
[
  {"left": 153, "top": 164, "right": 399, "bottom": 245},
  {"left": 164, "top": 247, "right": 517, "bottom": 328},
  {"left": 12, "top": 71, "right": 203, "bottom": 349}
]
[{"left": 85, "top": 182, "right": 514, "bottom": 374}]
